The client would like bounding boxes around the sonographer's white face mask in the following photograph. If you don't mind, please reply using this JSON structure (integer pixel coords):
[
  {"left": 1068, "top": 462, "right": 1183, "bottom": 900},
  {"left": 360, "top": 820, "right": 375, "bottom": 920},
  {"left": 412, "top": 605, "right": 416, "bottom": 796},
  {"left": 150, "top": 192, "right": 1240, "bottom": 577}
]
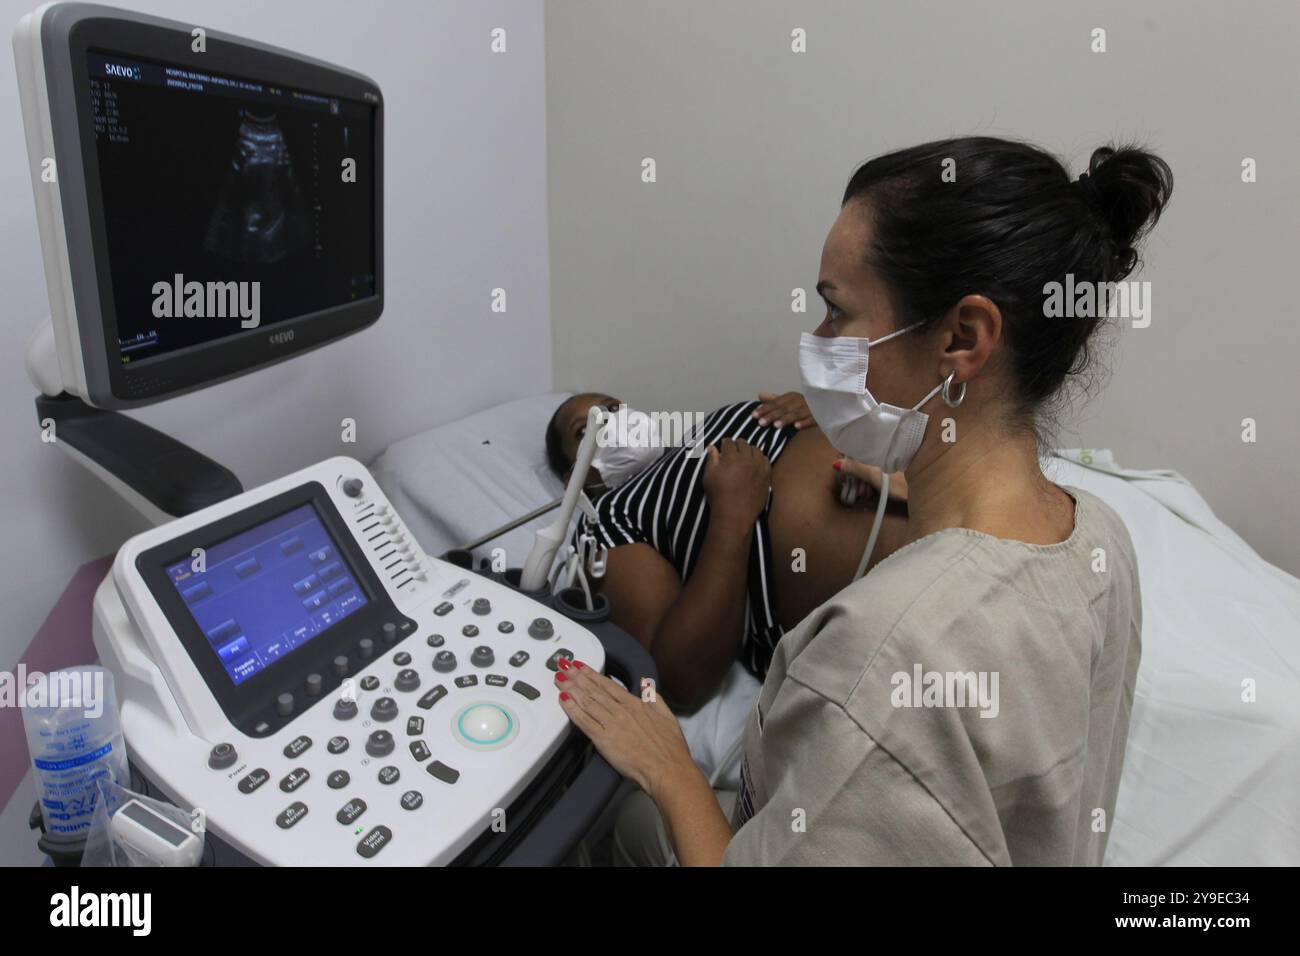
[
  {"left": 798, "top": 325, "right": 945, "bottom": 474},
  {"left": 590, "top": 405, "right": 663, "bottom": 489}
]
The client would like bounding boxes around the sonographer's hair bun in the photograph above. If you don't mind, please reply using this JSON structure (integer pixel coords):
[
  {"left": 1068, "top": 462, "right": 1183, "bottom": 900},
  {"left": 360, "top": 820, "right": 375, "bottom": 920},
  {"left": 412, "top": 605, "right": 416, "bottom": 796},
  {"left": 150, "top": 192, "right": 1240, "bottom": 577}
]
[{"left": 1081, "top": 145, "right": 1174, "bottom": 278}]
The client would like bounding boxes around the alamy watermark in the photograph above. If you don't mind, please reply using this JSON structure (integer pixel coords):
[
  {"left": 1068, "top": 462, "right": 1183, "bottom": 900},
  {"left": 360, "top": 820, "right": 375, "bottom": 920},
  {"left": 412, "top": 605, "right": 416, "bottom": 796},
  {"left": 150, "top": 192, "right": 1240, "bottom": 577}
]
[
  {"left": 890, "top": 664, "right": 1000, "bottom": 718},
  {"left": 1043, "top": 274, "right": 1151, "bottom": 329},
  {"left": 0, "top": 665, "right": 103, "bottom": 718},
  {"left": 152, "top": 273, "right": 260, "bottom": 328}
]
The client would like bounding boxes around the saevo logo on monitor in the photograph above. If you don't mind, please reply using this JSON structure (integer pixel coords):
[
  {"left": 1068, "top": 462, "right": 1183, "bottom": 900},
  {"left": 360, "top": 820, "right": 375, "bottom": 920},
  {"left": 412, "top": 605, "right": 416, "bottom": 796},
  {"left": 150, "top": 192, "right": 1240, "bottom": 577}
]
[
  {"left": 103, "top": 62, "right": 142, "bottom": 81},
  {"left": 269, "top": 330, "right": 295, "bottom": 346}
]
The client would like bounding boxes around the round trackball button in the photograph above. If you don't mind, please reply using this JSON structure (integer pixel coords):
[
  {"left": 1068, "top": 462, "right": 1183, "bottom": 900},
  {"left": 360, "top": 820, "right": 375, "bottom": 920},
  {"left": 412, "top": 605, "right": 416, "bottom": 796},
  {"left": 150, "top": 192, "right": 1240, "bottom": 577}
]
[{"left": 454, "top": 703, "right": 516, "bottom": 750}]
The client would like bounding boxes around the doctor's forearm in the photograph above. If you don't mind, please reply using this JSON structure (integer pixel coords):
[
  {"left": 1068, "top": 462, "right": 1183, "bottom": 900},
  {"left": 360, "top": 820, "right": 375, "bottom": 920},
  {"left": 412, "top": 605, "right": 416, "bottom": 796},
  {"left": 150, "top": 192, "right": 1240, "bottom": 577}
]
[
  {"left": 650, "top": 517, "right": 753, "bottom": 707},
  {"left": 654, "top": 763, "right": 733, "bottom": 867}
]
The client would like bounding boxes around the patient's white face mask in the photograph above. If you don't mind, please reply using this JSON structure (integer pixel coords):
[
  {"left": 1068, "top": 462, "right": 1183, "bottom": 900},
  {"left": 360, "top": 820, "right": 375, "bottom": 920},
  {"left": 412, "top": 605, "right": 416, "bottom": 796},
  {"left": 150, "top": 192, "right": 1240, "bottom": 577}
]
[
  {"left": 590, "top": 405, "right": 663, "bottom": 489},
  {"left": 797, "top": 325, "right": 945, "bottom": 474}
]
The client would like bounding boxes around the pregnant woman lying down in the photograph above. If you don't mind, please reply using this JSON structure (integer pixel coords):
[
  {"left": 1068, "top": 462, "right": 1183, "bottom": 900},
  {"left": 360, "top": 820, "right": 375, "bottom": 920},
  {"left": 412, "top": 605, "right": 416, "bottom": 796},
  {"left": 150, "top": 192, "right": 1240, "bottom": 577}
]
[{"left": 545, "top": 391, "right": 908, "bottom": 709}]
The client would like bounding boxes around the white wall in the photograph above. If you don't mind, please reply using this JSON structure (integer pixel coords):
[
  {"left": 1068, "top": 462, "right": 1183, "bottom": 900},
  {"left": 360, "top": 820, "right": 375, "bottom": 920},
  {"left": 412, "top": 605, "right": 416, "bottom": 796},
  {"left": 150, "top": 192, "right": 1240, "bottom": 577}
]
[
  {"left": 546, "top": 0, "right": 1300, "bottom": 575},
  {"left": 0, "top": 0, "right": 551, "bottom": 862}
]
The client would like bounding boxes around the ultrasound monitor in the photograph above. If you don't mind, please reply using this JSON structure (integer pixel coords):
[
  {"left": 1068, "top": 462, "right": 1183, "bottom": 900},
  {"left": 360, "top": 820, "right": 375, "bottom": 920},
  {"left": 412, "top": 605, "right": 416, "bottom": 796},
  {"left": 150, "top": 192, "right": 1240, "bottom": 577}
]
[{"left": 16, "top": 3, "right": 383, "bottom": 409}]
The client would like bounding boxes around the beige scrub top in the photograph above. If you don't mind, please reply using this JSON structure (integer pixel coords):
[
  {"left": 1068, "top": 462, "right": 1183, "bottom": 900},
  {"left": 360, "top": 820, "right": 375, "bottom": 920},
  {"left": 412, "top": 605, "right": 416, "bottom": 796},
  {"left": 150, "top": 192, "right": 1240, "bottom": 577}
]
[{"left": 722, "top": 487, "right": 1141, "bottom": 866}]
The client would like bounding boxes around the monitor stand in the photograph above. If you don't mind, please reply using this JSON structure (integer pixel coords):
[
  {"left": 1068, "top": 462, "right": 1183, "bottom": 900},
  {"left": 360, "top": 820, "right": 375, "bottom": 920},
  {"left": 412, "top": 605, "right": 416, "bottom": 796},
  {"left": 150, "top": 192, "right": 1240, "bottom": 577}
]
[{"left": 36, "top": 393, "right": 243, "bottom": 525}]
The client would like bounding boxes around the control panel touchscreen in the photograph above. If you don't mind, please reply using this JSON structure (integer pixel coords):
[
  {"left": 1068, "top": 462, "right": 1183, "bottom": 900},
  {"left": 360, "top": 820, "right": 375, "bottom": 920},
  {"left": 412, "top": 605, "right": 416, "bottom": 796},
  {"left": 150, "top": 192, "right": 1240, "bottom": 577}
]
[{"left": 164, "top": 502, "right": 368, "bottom": 685}]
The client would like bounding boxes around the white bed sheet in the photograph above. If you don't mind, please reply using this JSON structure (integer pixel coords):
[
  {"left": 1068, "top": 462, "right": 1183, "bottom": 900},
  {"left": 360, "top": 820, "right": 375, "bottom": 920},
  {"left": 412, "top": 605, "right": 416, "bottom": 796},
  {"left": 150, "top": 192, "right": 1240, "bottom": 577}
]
[{"left": 371, "top": 396, "right": 1300, "bottom": 865}]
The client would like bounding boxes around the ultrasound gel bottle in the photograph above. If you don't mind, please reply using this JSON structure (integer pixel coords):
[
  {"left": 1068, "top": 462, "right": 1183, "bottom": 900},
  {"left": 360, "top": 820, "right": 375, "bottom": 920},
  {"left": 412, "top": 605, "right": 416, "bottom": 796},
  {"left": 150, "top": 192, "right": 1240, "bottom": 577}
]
[{"left": 21, "top": 665, "right": 131, "bottom": 848}]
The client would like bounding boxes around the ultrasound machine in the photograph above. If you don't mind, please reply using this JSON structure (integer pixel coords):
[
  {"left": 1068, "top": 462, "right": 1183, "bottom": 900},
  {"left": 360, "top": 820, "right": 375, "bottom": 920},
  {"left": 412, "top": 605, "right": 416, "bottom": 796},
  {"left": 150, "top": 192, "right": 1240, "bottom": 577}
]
[{"left": 16, "top": 2, "right": 648, "bottom": 865}]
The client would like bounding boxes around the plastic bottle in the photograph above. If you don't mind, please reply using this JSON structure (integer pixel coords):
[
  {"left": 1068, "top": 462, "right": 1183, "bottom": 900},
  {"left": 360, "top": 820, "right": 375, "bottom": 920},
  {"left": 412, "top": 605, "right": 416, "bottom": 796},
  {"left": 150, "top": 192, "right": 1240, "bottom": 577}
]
[{"left": 21, "top": 665, "right": 130, "bottom": 844}]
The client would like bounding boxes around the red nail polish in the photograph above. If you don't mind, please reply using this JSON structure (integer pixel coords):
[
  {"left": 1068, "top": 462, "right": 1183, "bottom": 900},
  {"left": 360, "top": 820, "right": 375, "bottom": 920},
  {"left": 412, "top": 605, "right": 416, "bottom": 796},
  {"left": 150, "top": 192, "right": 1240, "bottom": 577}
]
[
  {"left": 832, "top": 460, "right": 842, "bottom": 471},
  {"left": 560, "top": 692, "right": 570, "bottom": 701},
  {"left": 572, "top": 661, "right": 585, "bottom": 670},
  {"left": 556, "top": 658, "right": 570, "bottom": 670},
  {"left": 556, "top": 673, "right": 567, "bottom": 681}
]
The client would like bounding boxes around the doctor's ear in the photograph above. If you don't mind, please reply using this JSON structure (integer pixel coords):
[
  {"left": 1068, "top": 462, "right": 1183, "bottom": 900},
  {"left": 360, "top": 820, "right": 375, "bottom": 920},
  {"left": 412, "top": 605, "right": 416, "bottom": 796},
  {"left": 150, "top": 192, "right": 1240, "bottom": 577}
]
[{"left": 941, "top": 294, "right": 1002, "bottom": 384}]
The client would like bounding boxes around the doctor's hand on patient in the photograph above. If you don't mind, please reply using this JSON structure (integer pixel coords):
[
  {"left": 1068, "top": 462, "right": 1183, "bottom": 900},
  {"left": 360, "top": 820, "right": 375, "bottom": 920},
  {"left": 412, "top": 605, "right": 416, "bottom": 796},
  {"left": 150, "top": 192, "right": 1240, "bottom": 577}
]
[
  {"left": 554, "top": 659, "right": 698, "bottom": 801},
  {"left": 753, "top": 391, "right": 815, "bottom": 430}
]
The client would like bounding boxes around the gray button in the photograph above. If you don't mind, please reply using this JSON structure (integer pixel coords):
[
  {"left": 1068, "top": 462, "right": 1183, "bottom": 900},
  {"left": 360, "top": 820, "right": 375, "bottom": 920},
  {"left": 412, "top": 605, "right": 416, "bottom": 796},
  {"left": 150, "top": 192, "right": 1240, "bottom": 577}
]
[
  {"left": 417, "top": 685, "right": 448, "bottom": 710},
  {"left": 208, "top": 742, "right": 238, "bottom": 769},
  {"left": 333, "top": 698, "right": 358, "bottom": 721},
  {"left": 276, "top": 692, "right": 295, "bottom": 717},
  {"left": 426, "top": 633, "right": 445, "bottom": 648},
  {"left": 406, "top": 716, "right": 424, "bottom": 736},
  {"left": 342, "top": 478, "right": 364, "bottom": 498},
  {"left": 434, "top": 602, "right": 454, "bottom": 616},
  {"left": 360, "top": 675, "right": 380, "bottom": 692},
  {"left": 327, "top": 735, "right": 349, "bottom": 754},
  {"left": 528, "top": 618, "right": 554, "bottom": 640},
  {"left": 462, "top": 624, "right": 479, "bottom": 638},
  {"left": 306, "top": 673, "right": 323, "bottom": 697},
  {"left": 498, "top": 621, "right": 514, "bottom": 634},
  {"left": 238, "top": 768, "right": 269, "bottom": 793},
  {"left": 378, "top": 766, "right": 400, "bottom": 785},
  {"left": 486, "top": 674, "right": 508, "bottom": 688},
  {"left": 400, "top": 791, "right": 423, "bottom": 811},
  {"left": 427, "top": 761, "right": 460, "bottom": 784},
  {"left": 546, "top": 649, "right": 575, "bottom": 672},
  {"left": 409, "top": 740, "right": 431, "bottom": 761},
  {"left": 381, "top": 622, "right": 399, "bottom": 645},
  {"left": 283, "top": 735, "right": 312, "bottom": 759},
  {"left": 370, "top": 697, "right": 398, "bottom": 722},
  {"left": 327, "top": 770, "right": 350, "bottom": 789},
  {"left": 280, "top": 768, "right": 310, "bottom": 792},
  {"left": 393, "top": 651, "right": 412, "bottom": 666},
  {"left": 394, "top": 669, "right": 421, "bottom": 692},
  {"left": 512, "top": 680, "right": 540, "bottom": 701},
  {"left": 472, "top": 598, "right": 491, "bottom": 616},
  {"left": 366, "top": 730, "right": 395, "bottom": 757},
  {"left": 508, "top": 651, "right": 529, "bottom": 668},
  {"left": 358, "top": 638, "right": 375, "bottom": 659},
  {"left": 276, "top": 802, "right": 309, "bottom": 829},
  {"left": 337, "top": 798, "right": 367, "bottom": 824},
  {"left": 333, "top": 655, "right": 349, "bottom": 677},
  {"left": 471, "top": 646, "right": 494, "bottom": 668},
  {"left": 433, "top": 651, "right": 457, "bottom": 673},
  {"left": 357, "top": 825, "right": 392, "bottom": 858},
  {"left": 455, "top": 675, "right": 478, "bottom": 688}
]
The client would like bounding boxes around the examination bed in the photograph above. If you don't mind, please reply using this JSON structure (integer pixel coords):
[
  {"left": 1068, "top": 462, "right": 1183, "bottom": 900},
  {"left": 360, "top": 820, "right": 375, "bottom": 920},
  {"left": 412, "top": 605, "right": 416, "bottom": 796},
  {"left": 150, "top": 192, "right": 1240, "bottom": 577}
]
[{"left": 370, "top": 392, "right": 1300, "bottom": 866}]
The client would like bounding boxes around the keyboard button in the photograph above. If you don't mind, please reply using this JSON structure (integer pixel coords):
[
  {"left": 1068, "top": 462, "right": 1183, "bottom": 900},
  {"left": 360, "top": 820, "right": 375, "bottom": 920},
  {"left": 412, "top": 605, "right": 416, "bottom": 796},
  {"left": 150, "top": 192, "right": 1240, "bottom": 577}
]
[
  {"left": 283, "top": 735, "right": 312, "bottom": 759},
  {"left": 337, "top": 798, "right": 367, "bottom": 825},
  {"left": 427, "top": 761, "right": 460, "bottom": 785},
  {"left": 512, "top": 680, "right": 540, "bottom": 701},
  {"left": 238, "top": 768, "right": 269, "bottom": 794},
  {"left": 357, "top": 825, "right": 392, "bottom": 858},
  {"left": 280, "top": 768, "right": 310, "bottom": 792},
  {"left": 417, "top": 685, "right": 448, "bottom": 710},
  {"left": 276, "top": 802, "right": 308, "bottom": 829}
]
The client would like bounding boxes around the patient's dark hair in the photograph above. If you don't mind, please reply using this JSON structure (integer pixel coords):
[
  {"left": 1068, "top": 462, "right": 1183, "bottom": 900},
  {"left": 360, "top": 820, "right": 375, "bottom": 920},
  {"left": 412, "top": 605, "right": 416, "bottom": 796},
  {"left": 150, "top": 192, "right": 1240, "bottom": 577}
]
[
  {"left": 842, "top": 137, "right": 1172, "bottom": 428},
  {"left": 545, "top": 401, "right": 569, "bottom": 479}
]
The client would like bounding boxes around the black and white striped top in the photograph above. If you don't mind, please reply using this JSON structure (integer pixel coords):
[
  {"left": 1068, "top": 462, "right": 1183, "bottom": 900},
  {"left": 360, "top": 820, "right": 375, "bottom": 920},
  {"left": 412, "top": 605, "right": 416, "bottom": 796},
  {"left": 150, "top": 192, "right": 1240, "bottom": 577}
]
[{"left": 576, "top": 401, "right": 797, "bottom": 680}]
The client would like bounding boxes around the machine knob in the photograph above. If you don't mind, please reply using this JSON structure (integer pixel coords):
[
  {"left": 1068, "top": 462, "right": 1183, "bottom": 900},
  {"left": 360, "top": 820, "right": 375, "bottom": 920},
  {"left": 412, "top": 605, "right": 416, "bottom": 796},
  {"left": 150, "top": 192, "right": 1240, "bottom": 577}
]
[
  {"left": 359, "top": 638, "right": 375, "bottom": 660},
  {"left": 276, "top": 693, "right": 295, "bottom": 717},
  {"left": 342, "top": 478, "right": 364, "bottom": 498},
  {"left": 471, "top": 646, "right": 495, "bottom": 668},
  {"left": 208, "top": 742, "right": 238, "bottom": 770},
  {"left": 366, "top": 730, "right": 395, "bottom": 757},
  {"left": 528, "top": 617, "right": 555, "bottom": 640},
  {"left": 433, "top": 651, "right": 457, "bottom": 673},
  {"left": 306, "top": 673, "right": 323, "bottom": 697},
  {"left": 333, "top": 698, "right": 358, "bottom": 721},
  {"left": 381, "top": 622, "right": 399, "bottom": 645},
  {"left": 394, "top": 668, "right": 421, "bottom": 692},
  {"left": 332, "top": 655, "right": 349, "bottom": 678},
  {"left": 370, "top": 697, "right": 398, "bottom": 722},
  {"left": 472, "top": 598, "right": 491, "bottom": 616}
]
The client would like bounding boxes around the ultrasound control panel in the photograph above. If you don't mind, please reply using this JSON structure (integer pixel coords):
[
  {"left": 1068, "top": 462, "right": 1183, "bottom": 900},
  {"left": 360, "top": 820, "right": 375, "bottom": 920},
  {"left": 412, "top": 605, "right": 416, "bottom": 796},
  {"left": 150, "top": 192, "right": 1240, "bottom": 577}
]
[{"left": 92, "top": 457, "right": 606, "bottom": 866}]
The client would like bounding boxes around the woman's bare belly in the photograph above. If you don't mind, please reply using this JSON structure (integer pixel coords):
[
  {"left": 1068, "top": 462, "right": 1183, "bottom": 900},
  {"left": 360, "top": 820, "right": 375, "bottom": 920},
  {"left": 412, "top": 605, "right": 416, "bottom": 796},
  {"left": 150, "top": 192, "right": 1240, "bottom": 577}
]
[{"left": 767, "top": 427, "right": 899, "bottom": 630}]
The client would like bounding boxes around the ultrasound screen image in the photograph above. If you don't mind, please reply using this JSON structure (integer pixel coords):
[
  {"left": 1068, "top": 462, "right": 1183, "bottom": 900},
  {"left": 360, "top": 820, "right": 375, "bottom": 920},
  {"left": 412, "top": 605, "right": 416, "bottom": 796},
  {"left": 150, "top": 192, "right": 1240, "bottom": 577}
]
[{"left": 86, "top": 51, "right": 377, "bottom": 364}]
